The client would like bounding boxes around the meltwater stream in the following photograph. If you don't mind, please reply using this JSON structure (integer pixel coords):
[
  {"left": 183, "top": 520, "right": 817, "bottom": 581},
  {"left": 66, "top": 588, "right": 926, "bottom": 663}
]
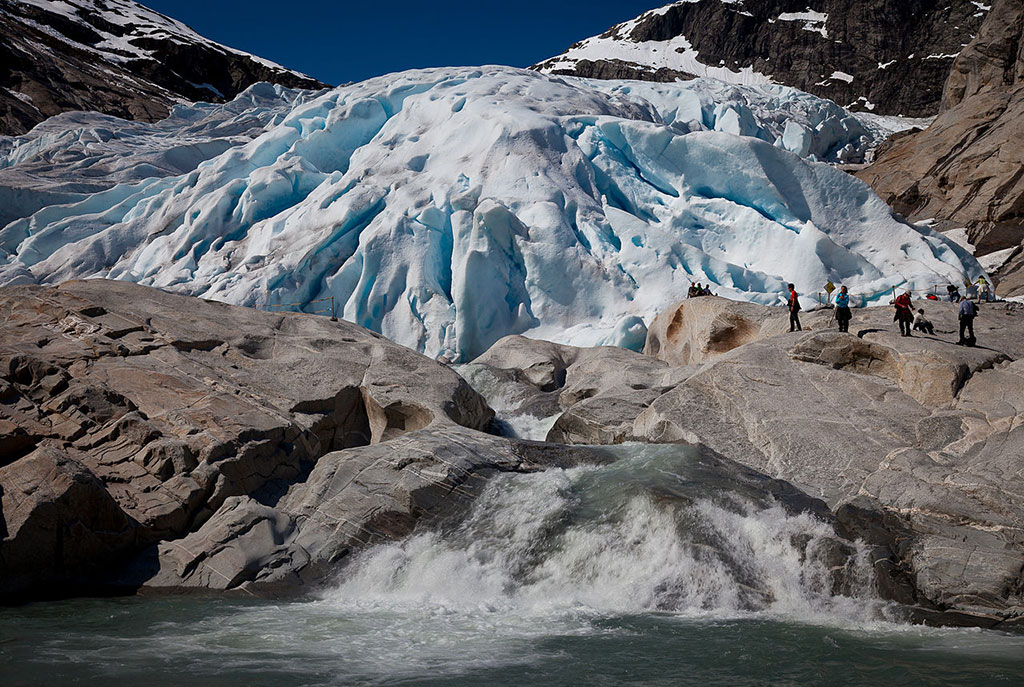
[{"left": 3, "top": 445, "right": 1023, "bottom": 686}]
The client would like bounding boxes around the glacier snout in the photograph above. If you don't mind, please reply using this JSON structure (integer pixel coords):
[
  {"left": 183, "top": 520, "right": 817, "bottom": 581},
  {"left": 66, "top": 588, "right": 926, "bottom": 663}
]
[{"left": 0, "top": 67, "right": 981, "bottom": 360}]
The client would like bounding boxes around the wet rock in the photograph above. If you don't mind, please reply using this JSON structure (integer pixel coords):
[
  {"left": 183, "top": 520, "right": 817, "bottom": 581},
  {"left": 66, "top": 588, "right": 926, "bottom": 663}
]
[{"left": 139, "top": 427, "right": 609, "bottom": 592}]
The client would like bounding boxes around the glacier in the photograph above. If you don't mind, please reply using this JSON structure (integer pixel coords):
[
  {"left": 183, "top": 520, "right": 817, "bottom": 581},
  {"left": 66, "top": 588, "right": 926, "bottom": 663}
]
[{"left": 0, "top": 66, "right": 982, "bottom": 361}]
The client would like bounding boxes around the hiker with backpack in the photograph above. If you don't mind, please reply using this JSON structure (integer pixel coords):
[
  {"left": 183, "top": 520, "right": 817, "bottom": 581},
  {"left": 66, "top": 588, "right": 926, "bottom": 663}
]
[
  {"left": 893, "top": 289, "right": 914, "bottom": 337},
  {"left": 958, "top": 298, "right": 978, "bottom": 346}
]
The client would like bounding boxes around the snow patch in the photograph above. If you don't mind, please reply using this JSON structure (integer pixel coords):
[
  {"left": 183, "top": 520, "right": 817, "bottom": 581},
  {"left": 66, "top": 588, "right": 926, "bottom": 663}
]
[{"left": 776, "top": 10, "right": 829, "bottom": 38}]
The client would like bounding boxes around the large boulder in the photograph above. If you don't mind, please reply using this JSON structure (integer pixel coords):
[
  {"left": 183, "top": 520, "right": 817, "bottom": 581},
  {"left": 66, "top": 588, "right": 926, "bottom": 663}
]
[
  {"left": 0, "top": 279, "right": 496, "bottom": 597},
  {"left": 644, "top": 296, "right": 790, "bottom": 366}
]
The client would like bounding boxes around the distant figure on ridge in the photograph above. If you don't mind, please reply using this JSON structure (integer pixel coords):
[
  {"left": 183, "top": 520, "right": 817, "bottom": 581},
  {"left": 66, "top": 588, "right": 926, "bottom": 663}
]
[
  {"left": 913, "top": 309, "right": 934, "bottom": 335},
  {"left": 894, "top": 289, "right": 914, "bottom": 337},
  {"left": 702, "top": 284, "right": 713, "bottom": 297},
  {"left": 833, "top": 285, "right": 852, "bottom": 333},
  {"left": 958, "top": 298, "right": 978, "bottom": 346},
  {"left": 787, "top": 283, "right": 802, "bottom": 332},
  {"left": 687, "top": 282, "right": 698, "bottom": 298}
]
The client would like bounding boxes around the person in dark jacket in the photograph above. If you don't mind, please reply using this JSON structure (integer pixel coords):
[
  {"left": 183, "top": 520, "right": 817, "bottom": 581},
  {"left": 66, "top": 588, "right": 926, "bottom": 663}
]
[
  {"left": 834, "top": 285, "right": 852, "bottom": 333},
  {"left": 958, "top": 298, "right": 978, "bottom": 345},
  {"left": 788, "top": 284, "right": 801, "bottom": 332},
  {"left": 893, "top": 289, "right": 914, "bottom": 336}
]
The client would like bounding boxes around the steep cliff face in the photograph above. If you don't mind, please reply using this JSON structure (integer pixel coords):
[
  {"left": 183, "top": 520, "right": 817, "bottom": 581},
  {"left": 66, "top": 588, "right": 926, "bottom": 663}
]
[
  {"left": 856, "top": 0, "right": 1024, "bottom": 292},
  {"left": 534, "top": 0, "right": 989, "bottom": 117},
  {"left": 0, "top": 0, "right": 328, "bottom": 135}
]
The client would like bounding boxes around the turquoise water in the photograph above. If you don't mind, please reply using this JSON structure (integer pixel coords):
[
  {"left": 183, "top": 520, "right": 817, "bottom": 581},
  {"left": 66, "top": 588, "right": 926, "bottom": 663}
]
[{"left": 3, "top": 446, "right": 1022, "bottom": 685}]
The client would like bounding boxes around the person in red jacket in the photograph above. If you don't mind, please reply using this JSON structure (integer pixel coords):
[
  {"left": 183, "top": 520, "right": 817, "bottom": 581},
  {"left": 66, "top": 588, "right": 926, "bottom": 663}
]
[
  {"left": 894, "top": 289, "right": 914, "bottom": 336},
  {"left": 788, "top": 283, "right": 802, "bottom": 332}
]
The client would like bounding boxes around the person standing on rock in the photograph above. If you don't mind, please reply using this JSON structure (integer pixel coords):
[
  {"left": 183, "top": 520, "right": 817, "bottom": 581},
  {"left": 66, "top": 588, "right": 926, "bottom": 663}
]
[
  {"left": 787, "top": 284, "right": 802, "bottom": 332},
  {"left": 978, "top": 276, "right": 992, "bottom": 303},
  {"left": 834, "top": 285, "right": 852, "bottom": 333},
  {"left": 958, "top": 298, "right": 978, "bottom": 346},
  {"left": 894, "top": 289, "right": 914, "bottom": 337}
]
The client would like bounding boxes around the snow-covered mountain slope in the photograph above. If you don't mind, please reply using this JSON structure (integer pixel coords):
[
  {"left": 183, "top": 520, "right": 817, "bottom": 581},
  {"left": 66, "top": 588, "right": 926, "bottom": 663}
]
[
  {"left": 0, "top": 0, "right": 327, "bottom": 134},
  {"left": 534, "top": 0, "right": 990, "bottom": 117},
  {"left": 0, "top": 66, "right": 983, "bottom": 360}
]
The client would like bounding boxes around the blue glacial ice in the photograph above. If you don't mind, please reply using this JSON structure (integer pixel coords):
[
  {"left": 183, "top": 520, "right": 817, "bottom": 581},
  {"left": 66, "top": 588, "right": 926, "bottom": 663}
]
[{"left": 0, "top": 66, "right": 983, "bottom": 361}]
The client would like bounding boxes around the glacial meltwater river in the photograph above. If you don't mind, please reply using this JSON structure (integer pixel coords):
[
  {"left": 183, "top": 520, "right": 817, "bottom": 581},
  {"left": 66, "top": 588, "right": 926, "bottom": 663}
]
[{"left": 2, "top": 446, "right": 1023, "bottom": 686}]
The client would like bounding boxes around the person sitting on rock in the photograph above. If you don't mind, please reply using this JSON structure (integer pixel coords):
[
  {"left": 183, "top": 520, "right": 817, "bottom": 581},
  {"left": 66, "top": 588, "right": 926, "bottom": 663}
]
[
  {"left": 894, "top": 289, "right": 914, "bottom": 336},
  {"left": 834, "top": 285, "right": 852, "bottom": 333},
  {"left": 958, "top": 298, "right": 978, "bottom": 346},
  {"left": 702, "top": 284, "right": 713, "bottom": 296},
  {"left": 913, "top": 308, "right": 934, "bottom": 335},
  {"left": 787, "top": 283, "right": 802, "bottom": 332},
  {"left": 687, "top": 282, "right": 698, "bottom": 298}
]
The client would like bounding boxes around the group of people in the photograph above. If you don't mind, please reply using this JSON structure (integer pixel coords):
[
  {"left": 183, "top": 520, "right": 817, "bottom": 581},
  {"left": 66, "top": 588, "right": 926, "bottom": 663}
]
[
  {"left": 785, "top": 284, "right": 983, "bottom": 346},
  {"left": 945, "top": 277, "right": 993, "bottom": 303},
  {"left": 687, "top": 282, "right": 714, "bottom": 298},
  {"left": 896, "top": 288, "right": 980, "bottom": 344}
]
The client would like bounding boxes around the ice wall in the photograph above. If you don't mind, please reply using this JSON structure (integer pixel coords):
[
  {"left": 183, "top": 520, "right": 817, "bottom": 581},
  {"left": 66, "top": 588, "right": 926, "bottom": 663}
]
[{"left": 0, "top": 67, "right": 981, "bottom": 360}]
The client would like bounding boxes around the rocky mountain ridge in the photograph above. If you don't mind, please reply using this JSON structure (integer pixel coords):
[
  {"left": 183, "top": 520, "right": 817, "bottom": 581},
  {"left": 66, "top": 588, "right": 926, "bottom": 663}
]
[
  {"left": 0, "top": 0, "right": 328, "bottom": 135},
  {"left": 534, "top": 0, "right": 989, "bottom": 117}
]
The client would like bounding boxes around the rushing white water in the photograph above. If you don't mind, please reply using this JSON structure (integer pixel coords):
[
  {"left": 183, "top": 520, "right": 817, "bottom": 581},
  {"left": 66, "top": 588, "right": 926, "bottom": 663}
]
[
  {"left": 321, "top": 445, "right": 879, "bottom": 622},
  {"left": 453, "top": 362, "right": 562, "bottom": 441},
  {"left": 6, "top": 444, "right": 1024, "bottom": 686}
]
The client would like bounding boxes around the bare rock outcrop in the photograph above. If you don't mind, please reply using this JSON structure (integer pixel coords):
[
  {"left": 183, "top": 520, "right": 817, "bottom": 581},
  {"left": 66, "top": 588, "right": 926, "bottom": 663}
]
[
  {"left": 644, "top": 296, "right": 788, "bottom": 366},
  {"left": 0, "top": 279, "right": 497, "bottom": 598},
  {"left": 857, "top": 0, "right": 1024, "bottom": 290}
]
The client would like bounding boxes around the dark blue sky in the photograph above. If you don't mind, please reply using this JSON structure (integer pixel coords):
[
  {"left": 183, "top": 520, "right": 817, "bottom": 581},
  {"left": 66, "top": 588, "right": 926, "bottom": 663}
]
[{"left": 144, "top": 1, "right": 661, "bottom": 85}]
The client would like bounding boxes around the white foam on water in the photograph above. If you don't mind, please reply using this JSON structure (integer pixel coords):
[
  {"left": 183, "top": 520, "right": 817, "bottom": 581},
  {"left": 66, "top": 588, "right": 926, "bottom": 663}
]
[{"left": 320, "top": 447, "right": 883, "bottom": 624}]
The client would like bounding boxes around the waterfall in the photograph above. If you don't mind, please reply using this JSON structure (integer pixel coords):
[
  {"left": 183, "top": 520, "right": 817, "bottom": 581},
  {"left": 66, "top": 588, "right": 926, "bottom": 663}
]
[{"left": 322, "top": 444, "right": 881, "bottom": 623}]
